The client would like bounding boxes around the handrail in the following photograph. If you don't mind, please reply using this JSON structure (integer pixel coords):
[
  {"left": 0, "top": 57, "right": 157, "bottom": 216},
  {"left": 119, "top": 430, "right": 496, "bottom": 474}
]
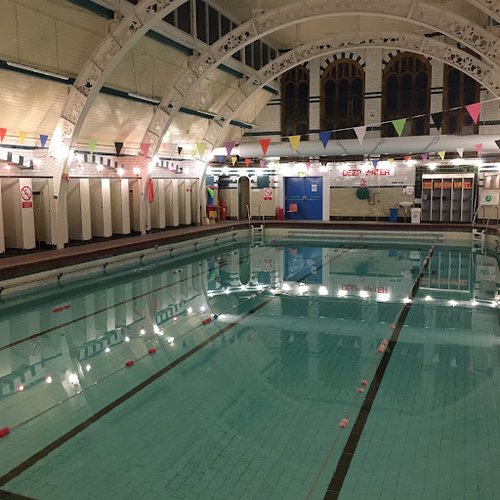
[
  {"left": 246, "top": 204, "right": 250, "bottom": 221},
  {"left": 259, "top": 204, "right": 265, "bottom": 226},
  {"left": 475, "top": 204, "right": 499, "bottom": 226}
]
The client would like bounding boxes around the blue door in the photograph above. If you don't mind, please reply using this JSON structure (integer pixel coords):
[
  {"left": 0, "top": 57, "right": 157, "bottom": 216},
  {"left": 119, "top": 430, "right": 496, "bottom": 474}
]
[
  {"left": 285, "top": 177, "right": 323, "bottom": 220},
  {"left": 305, "top": 177, "right": 323, "bottom": 220},
  {"left": 284, "top": 177, "right": 305, "bottom": 220}
]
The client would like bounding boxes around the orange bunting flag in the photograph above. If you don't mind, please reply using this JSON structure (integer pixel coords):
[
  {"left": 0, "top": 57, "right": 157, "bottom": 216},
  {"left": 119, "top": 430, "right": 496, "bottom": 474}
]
[
  {"left": 259, "top": 138, "right": 271, "bottom": 156},
  {"left": 288, "top": 135, "right": 301, "bottom": 153}
]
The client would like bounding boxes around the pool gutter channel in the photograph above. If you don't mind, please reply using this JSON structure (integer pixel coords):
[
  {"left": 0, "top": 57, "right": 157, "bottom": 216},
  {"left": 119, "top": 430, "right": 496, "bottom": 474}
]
[{"left": 322, "top": 241, "right": 437, "bottom": 500}]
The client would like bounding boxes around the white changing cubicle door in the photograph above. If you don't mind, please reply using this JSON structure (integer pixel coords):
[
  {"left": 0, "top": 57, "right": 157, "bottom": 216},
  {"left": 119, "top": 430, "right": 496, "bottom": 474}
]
[
  {"left": 151, "top": 179, "right": 166, "bottom": 229},
  {"left": 190, "top": 179, "right": 200, "bottom": 225},
  {"left": 90, "top": 179, "right": 112, "bottom": 238},
  {"left": 178, "top": 179, "right": 191, "bottom": 225},
  {"left": 67, "top": 178, "right": 92, "bottom": 241},
  {"left": 0, "top": 179, "right": 5, "bottom": 253},
  {"left": 111, "top": 178, "right": 131, "bottom": 235},
  {"left": 165, "top": 179, "right": 179, "bottom": 227}
]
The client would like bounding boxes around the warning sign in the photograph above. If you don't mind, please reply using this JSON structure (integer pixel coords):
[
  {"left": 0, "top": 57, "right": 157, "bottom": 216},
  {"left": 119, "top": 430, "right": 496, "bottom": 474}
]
[
  {"left": 263, "top": 188, "right": 272, "bottom": 201},
  {"left": 21, "top": 185, "right": 33, "bottom": 208}
]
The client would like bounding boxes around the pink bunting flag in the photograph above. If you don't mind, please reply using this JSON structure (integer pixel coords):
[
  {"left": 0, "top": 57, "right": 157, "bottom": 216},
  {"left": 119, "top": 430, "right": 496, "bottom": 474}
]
[
  {"left": 421, "top": 154, "right": 428, "bottom": 162},
  {"left": 475, "top": 143, "right": 483, "bottom": 155},
  {"left": 162, "top": 142, "right": 168, "bottom": 150},
  {"left": 306, "top": 162, "right": 311, "bottom": 170},
  {"left": 260, "top": 160, "right": 265, "bottom": 167},
  {"left": 466, "top": 103, "right": 481, "bottom": 124},
  {"left": 140, "top": 143, "right": 150, "bottom": 157},
  {"left": 225, "top": 141, "right": 235, "bottom": 156}
]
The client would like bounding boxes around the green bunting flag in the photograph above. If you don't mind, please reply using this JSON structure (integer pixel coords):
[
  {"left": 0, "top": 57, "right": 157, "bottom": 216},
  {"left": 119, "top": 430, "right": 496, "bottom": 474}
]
[{"left": 392, "top": 119, "right": 406, "bottom": 137}]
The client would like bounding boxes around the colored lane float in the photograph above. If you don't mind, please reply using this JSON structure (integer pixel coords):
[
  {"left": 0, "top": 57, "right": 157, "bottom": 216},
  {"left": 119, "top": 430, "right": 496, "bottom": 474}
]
[
  {"left": 0, "top": 427, "right": 10, "bottom": 438},
  {"left": 172, "top": 268, "right": 183, "bottom": 275},
  {"left": 339, "top": 418, "right": 349, "bottom": 428},
  {"left": 125, "top": 361, "right": 135, "bottom": 367},
  {"left": 52, "top": 304, "right": 70, "bottom": 312},
  {"left": 201, "top": 318, "right": 212, "bottom": 325},
  {"left": 148, "top": 349, "right": 157, "bottom": 354}
]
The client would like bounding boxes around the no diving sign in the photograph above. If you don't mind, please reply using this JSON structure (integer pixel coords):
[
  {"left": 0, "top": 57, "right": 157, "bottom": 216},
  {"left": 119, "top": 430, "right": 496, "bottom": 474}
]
[
  {"left": 21, "top": 185, "right": 33, "bottom": 209},
  {"left": 263, "top": 187, "right": 272, "bottom": 201}
]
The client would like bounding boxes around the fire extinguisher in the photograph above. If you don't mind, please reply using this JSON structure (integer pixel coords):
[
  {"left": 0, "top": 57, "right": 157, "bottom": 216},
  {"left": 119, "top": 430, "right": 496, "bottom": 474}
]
[{"left": 220, "top": 199, "right": 227, "bottom": 221}]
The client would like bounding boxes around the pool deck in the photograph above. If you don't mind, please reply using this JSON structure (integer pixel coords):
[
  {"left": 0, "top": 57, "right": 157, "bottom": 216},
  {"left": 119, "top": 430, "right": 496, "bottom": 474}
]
[{"left": 0, "top": 220, "right": 498, "bottom": 280}]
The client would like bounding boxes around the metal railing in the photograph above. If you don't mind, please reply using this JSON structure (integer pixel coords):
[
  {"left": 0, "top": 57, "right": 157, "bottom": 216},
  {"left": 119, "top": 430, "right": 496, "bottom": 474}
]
[{"left": 474, "top": 205, "right": 499, "bottom": 227}]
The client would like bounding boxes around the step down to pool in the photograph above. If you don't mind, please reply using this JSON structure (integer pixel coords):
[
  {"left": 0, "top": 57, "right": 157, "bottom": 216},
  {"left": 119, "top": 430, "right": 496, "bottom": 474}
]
[
  {"left": 251, "top": 224, "right": 265, "bottom": 246},
  {"left": 472, "top": 228, "right": 486, "bottom": 253}
]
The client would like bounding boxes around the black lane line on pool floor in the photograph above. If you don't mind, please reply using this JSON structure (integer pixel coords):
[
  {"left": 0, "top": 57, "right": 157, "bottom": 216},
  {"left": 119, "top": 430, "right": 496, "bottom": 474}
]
[
  {"left": 0, "top": 239, "right": 358, "bottom": 495},
  {"left": 0, "top": 489, "right": 36, "bottom": 500},
  {"left": 322, "top": 244, "right": 435, "bottom": 500}
]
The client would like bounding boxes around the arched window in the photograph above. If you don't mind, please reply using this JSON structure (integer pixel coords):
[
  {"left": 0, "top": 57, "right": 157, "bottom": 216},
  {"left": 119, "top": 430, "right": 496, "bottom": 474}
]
[
  {"left": 321, "top": 59, "right": 365, "bottom": 139},
  {"left": 443, "top": 66, "right": 480, "bottom": 134},
  {"left": 382, "top": 53, "right": 431, "bottom": 137},
  {"left": 281, "top": 65, "right": 309, "bottom": 139}
]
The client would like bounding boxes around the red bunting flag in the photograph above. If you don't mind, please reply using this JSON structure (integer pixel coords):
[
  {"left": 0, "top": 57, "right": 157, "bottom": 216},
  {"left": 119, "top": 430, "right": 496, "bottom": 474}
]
[
  {"left": 404, "top": 156, "right": 411, "bottom": 162},
  {"left": 0, "top": 128, "right": 6, "bottom": 142},
  {"left": 259, "top": 138, "right": 271, "bottom": 156},
  {"left": 245, "top": 158, "right": 251, "bottom": 167}
]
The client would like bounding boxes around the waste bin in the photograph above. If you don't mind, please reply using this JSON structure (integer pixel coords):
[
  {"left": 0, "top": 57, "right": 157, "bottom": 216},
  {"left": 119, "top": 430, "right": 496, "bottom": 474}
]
[
  {"left": 411, "top": 208, "right": 421, "bottom": 224},
  {"left": 390, "top": 208, "right": 398, "bottom": 223}
]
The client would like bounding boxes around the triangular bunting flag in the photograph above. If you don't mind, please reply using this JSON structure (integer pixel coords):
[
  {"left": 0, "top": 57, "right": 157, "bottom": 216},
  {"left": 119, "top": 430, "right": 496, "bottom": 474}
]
[
  {"left": 466, "top": 103, "right": 481, "bottom": 124},
  {"left": 245, "top": 158, "right": 251, "bottom": 167},
  {"left": 319, "top": 131, "right": 332, "bottom": 148},
  {"left": 191, "top": 149, "right": 197, "bottom": 158},
  {"left": 372, "top": 160, "right": 379, "bottom": 168},
  {"left": 387, "top": 158, "right": 394, "bottom": 165},
  {"left": 421, "top": 153, "right": 428, "bottom": 162},
  {"left": 457, "top": 147, "right": 464, "bottom": 157},
  {"left": 140, "top": 143, "right": 150, "bottom": 157},
  {"left": 306, "top": 162, "right": 311, "bottom": 169},
  {"left": 259, "top": 138, "right": 271, "bottom": 156},
  {"left": 197, "top": 142, "right": 207, "bottom": 158},
  {"left": 431, "top": 112, "right": 443, "bottom": 131},
  {"left": 337, "top": 338, "right": 343, "bottom": 347},
  {"left": 450, "top": 358, "right": 457, "bottom": 368},
  {"left": 114, "top": 142, "right": 123, "bottom": 156},
  {"left": 353, "top": 126, "right": 367, "bottom": 145},
  {"left": 289, "top": 135, "right": 301, "bottom": 153},
  {"left": 218, "top": 155, "right": 224, "bottom": 164},
  {"left": 438, "top": 151, "right": 446, "bottom": 160},
  {"left": 89, "top": 140, "right": 97, "bottom": 155},
  {"left": 231, "top": 156, "right": 237, "bottom": 166},
  {"left": 39, "top": 134, "right": 48, "bottom": 148},
  {"left": 177, "top": 146, "right": 183, "bottom": 155},
  {"left": 288, "top": 333, "right": 295, "bottom": 342},
  {"left": 432, "top": 353, "right": 439, "bottom": 363},
  {"left": 162, "top": 142, "right": 168, "bottom": 150},
  {"left": 475, "top": 143, "right": 483, "bottom": 155},
  {"left": 392, "top": 119, "right": 406, "bottom": 137},
  {"left": 260, "top": 160, "right": 265, "bottom": 167},
  {"left": 19, "top": 131, "right": 27, "bottom": 145},
  {"left": 404, "top": 156, "right": 411, "bottom": 162},
  {"left": 0, "top": 128, "right": 6, "bottom": 142},
  {"left": 225, "top": 141, "right": 235, "bottom": 156}
]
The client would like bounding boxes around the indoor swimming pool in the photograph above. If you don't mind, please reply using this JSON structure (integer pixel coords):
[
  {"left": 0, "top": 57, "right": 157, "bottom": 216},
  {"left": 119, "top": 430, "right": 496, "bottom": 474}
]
[{"left": 0, "top": 232, "right": 499, "bottom": 500}]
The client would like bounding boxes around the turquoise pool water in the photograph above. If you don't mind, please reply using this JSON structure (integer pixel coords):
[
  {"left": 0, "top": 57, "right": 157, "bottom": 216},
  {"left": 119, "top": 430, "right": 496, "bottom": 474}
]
[{"left": 0, "top": 235, "right": 499, "bottom": 500}]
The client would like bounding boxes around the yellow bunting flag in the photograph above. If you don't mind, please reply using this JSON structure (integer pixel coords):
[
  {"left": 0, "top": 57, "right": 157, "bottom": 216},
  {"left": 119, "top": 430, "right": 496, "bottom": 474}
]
[
  {"left": 197, "top": 142, "right": 207, "bottom": 158},
  {"left": 438, "top": 150, "right": 446, "bottom": 160},
  {"left": 231, "top": 156, "right": 237, "bottom": 165},
  {"left": 18, "top": 131, "right": 27, "bottom": 145},
  {"left": 288, "top": 135, "right": 301, "bottom": 153},
  {"left": 387, "top": 158, "right": 394, "bottom": 165}
]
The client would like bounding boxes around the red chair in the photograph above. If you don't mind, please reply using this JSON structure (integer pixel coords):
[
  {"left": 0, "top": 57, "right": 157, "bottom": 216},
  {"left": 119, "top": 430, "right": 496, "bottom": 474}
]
[{"left": 287, "top": 203, "right": 298, "bottom": 213}]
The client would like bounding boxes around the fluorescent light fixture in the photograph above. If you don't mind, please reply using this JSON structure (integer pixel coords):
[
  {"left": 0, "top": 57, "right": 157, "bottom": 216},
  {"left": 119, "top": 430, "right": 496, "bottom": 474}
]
[
  {"left": 128, "top": 93, "right": 161, "bottom": 105},
  {"left": 359, "top": 290, "right": 369, "bottom": 298},
  {"left": 318, "top": 286, "right": 328, "bottom": 295},
  {"left": 451, "top": 158, "right": 464, "bottom": 165},
  {"left": 7, "top": 61, "right": 69, "bottom": 80},
  {"left": 239, "top": 121, "right": 257, "bottom": 128},
  {"left": 428, "top": 163, "right": 437, "bottom": 170},
  {"left": 338, "top": 290, "right": 348, "bottom": 297},
  {"left": 448, "top": 300, "right": 458, "bottom": 307}
]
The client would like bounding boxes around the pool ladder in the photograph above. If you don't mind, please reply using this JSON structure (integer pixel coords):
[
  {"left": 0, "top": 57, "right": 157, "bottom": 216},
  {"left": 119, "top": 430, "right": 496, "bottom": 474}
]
[{"left": 250, "top": 204, "right": 265, "bottom": 246}]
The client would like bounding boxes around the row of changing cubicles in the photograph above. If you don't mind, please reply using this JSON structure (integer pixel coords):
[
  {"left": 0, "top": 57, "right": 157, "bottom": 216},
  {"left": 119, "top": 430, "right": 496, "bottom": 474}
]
[{"left": 0, "top": 177, "right": 199, "bottom": 252}]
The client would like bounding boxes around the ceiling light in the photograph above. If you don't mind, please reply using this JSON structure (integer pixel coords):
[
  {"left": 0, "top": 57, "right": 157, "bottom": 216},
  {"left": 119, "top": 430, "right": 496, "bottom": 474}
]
[
  {"left": 318, "top": 286, "right": 328, "bottom": 295},
  {"left": 471, "top": 300, "right": 478, "bottom": 306},
  {"left": 7, "top": 61, "right": 69, "bottom": 80},
  {"left": 402, "top": 297, "right": 412, "bottom": 304},
  {"left": 128, "top": 93, "right": 161, "bottom": 105},
  {"left": 282, "top": 283, "right": 291, "bottom": 291},
  {"left": 425, "top": 295, "right": 433, "bottom": 301},
  {"left": 359, "top": 290, "right": 369, "bottom": 298},
  {"left": 338, "top": 290, "right": 347, "bottom": 297},
  {"left": 448, "top": 300, "right": 458, "bottom": 307},
  {"left": 428, "top": 163, "right": 437, "bottom": 170},
  {"left": 117, "top": 167, "right": 124, "bottom": 176},
  {"left": 96, "top": 164, "right": 103, "bottom": 172},
  {"left": 133, "top": 167, "right": 140, "bottom": 176}
]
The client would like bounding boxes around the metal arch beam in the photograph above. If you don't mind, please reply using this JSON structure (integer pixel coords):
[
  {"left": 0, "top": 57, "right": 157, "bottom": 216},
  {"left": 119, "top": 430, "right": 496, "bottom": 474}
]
[
  {"left": 206, "top": 31, "right": 500, "bottom": 153},
  {"left": 466, "top": 0, "right": 500, "bottom": 24},
  {"left": 48, "top": 0, "right": 188, "bottom": 195},
  {"left": 140, "top": 0, "right": 500, "bottom": 164}
]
